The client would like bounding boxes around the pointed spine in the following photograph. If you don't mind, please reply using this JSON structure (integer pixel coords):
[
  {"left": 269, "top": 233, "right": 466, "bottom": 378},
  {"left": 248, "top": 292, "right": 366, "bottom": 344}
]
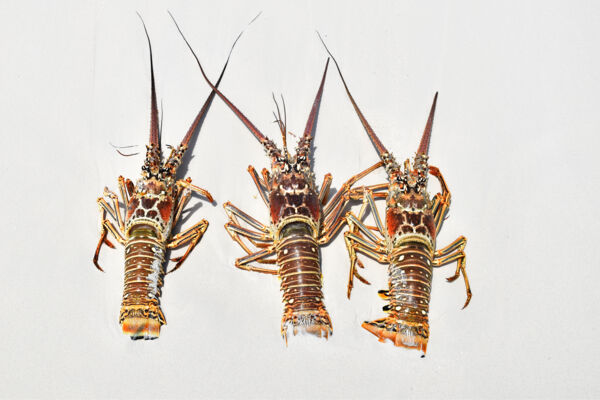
[{"left": 417, "top": 92, "right": 438, "bottom": 156}]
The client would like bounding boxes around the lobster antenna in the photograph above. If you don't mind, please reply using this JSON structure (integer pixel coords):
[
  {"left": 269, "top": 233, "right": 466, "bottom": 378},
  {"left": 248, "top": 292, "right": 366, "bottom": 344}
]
[
  {"left": 316, "top": 32, "right": 389, "bottom": 158},
  {"left": 159, "top": 99, "right": 164, "bottom": 146},
  {"left": 170, "top": 12, "right": 271, "bottom": 147},
  {"left": 272, "top": 93, "right": 288, "bottom": 156},
  {"left": 417, "top": 92, "right": 438, "bottom": 156},
  {"left": 302, "top": 58, "right": 329, "bottom": 143},
  {"left": 282, "top": 94, "right": 288, "bottom": 154},
  {"left": 178, "top": 13, "right": 244, "bottom": 147},
  {"left": 137, "top": 13, "right": 160, "bottom": 148}
]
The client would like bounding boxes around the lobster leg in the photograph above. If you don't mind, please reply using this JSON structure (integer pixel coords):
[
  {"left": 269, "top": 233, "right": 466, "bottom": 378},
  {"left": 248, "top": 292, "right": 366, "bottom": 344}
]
[
  {"left": 226, "top": 224, "right": 274, "bottom": 252},
  {"left": 433, "top": 236, "right": 471, "bottom": 308},
  {"left": 235, "top": 247, "right": 279, "bottom": 275},
  {"left": 102, "top": 188, "right": 126, "bottom": 231},
  {"left": 429, "top": 165, "right": 451, "bottom": 233},
  {"left": 224, "top": 201, "right": 270, "bottom": 233},
  {"left": 117, "top": 176, "right": 133, "bottom": 208},
  {"left": 347, "top": 190, "right": 387, "bottom": 242},
  {"left": 321, "top": 184, "right": 388, "bottom": 244},
  {"left": 435, "top": 235, "right": 466, "bottom": 257},
  {"left": 318, "top": 173, "right": 333, "bottom": 205},
  {"left": 171, "top": 189, "right": 192, "bottom": 228},
  {"left": 93, "top": 213, "right": 127, "bottom": 271},
  {"left": 322, "top": 161, "right": 383, "bottom": 217},
  {"left": 176, "top": 178, "right": 214, "bottom": 203},
  {"left": 247, "top": 166, "right": 270, "bottom": 206},
  {"left": 166, "top": 219, "right": 209, "bottom": 274},
  {"left": 343, "top": 229, "right": 388, "bottom": 298},
  {"left": 224, "top": 202, "right": 274, "bottom": 255},
  {"left": 225, "top": 222, "right": 275, "bottom": 256},
  {"left": 342, "top": 188, "right": 389, "bottom": 297}
]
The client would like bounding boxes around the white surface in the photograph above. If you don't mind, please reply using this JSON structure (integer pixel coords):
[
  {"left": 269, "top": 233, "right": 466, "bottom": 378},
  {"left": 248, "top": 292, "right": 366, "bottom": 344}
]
[{"left": 1, "top": 1, "right": 598, "bottom": 399}]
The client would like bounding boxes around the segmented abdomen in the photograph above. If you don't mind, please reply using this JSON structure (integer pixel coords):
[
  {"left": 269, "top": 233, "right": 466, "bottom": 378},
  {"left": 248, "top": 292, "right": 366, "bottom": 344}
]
[
  {"left": 276, "top": 222, "right": 331, "bottom": 339},
  {"left": 388, "top": 242, "right": 433, "bottom": 324},
  {"left": 120, "top": 225, "right": 167, "bottom": 328}
]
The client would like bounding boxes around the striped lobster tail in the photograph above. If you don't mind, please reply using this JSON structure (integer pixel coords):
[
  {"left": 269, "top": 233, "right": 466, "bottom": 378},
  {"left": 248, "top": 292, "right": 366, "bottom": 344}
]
[
  {"left": 362, "top": 241, "right": 433, "bottom": 354},
  {"left": 120, "top": 226, "right": 167, "bottom": 340},
  {"left": 277, "top": 222, "right": 332, "bottom": 341}
]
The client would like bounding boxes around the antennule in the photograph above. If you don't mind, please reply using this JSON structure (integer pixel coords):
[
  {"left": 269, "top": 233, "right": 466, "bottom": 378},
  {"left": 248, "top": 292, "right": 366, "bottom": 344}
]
[{"left": 272, "top": 93, "right": 288, "bottom": 156}]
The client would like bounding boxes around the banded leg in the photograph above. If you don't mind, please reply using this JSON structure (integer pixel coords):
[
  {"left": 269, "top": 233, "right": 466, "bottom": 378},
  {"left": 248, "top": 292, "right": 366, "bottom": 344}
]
[
  {"left": 176, "top": 177, "right": 214, "bottom": 203},
  {"left": 318, "top": 173, "right": 333, "bottom": 205},
  {"left": 93, "top": 208, "right": 127, "bottom": 271},
  {"left": 222, "top": 200, "right": 277, "bottom": 274},
  {"left": 320, "top": 183, "right": 388, "bottom": 245},
  {"left": 433, "top": 236, "right": 471, "bottom": 308},
  {"left": 343, "top": 228, "right": 387, "bottom": 297},
  {"left": 342, "top": 188, "right": 389, "bottom": 297},
  {"left": 235, "top": 247, "right": 278, "bottom": 275},
  {"left": 172, "top": 188, "right": 192, "bottom": 228},
  {"left": 223, "top": 202, "right": 273, "bottom": 255},
  {"left": 166, "top": 219, "right": 209, "bottom": 274},
  {"left": 224, "top": 202, "right": 270, "bottom": 233},
  {"left": 247, "top": 166, "right": 270, "bottom": 206},
  {"left": 429, "top": 165, "right": 451, "bottom": 233},
  {"left": 322, "top": 161, "right": 383, "bottom": 218},
  {"left": 103, "top": 187, "right": 125, "bottom": 231},
  {"left": 225, "top": 222, "right": 275, "bottom": 257},
  {"left": 343, "top": 202, "right": 388, "bottom": 297},
  {"left": 117, "top": 176, "right": 134, "bottom": 208}
]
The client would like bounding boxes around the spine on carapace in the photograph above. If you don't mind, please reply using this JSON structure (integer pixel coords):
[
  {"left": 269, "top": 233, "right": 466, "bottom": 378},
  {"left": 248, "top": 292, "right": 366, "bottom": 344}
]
[
  {"left": 277, "top": 223, "right": 331, "bottom": 340},
  {"left": 363, "top": 242, "right": 433, "bottom": 353},
  {"left": 120, "top": 227, "right": 167, "bottom": 340}
]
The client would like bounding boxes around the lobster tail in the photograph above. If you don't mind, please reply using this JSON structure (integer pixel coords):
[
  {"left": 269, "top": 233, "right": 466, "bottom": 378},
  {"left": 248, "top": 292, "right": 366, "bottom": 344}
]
[
  {"left": 363, "top": 242, "right": 433, "bottom": 355},
  {"left": 362, "top": 318, "right": 429, "bottom": 355},
  {"left": 277, "top": 223, "right": 332, "bottom": 341},
  {"left": 120, "top": 229, "right": 167, "bottom": 340}
]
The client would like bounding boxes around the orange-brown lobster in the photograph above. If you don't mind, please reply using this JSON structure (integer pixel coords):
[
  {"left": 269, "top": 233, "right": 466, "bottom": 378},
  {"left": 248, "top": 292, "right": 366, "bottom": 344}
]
[
  {"left": 172, "top": 23, "right": 382, "bottom": 342},
  {"left": 92, "top": 18, "right": 240, "bottom": 340},
  {"left": 321, "top": 38, "right": 471, "bottom": 355}
]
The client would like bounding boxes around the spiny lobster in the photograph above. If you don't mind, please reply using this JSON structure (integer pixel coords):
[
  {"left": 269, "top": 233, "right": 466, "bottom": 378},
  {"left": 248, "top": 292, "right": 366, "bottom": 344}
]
[
  {"left": 93, "top": 18, "right": 240, "bottom": 340},
  {"left": 321, "top": 38, "right": 471, "bottom": 355},
  {"left": 172, "top": 22, "right": 382, "bottom": 342}
]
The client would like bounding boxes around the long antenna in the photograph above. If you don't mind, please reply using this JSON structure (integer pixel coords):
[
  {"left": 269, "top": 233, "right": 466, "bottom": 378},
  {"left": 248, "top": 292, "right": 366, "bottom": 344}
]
[
  {"left": 303, "top": 58, "right": 329, "bottom": 142},
  {"left": 137, "top": 13, "right": 160, "bottom": 148},
  {"left": 178, "top": 19, "right": 244, "bottom": 147},
  {"left": 417, "top": 92, "right": 438, "bottom": 156},
  {"left": 316, "top": 32, "right": 389, "bottom": 158},
  {"left": 169, "top": 12, "right": 271, "bottom": 147}
]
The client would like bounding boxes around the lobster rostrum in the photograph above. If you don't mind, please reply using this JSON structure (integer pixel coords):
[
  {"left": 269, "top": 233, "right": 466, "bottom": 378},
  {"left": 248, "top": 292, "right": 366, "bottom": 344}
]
[
  {"left": 173, "top": 25, "right": 382, "bottom": 342},
  {"left": 93, "top": 18, "right": 239, "bottom": 340},
  {"left": 321, "top": 39, "right": 471, "bottom": 355}
]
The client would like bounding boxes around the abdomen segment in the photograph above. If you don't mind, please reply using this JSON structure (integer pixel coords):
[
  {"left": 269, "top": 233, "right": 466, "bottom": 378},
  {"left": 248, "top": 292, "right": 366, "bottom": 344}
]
[
  {"left": 363, "top": 242, "right": 433, "bottom": 354},
  {"left": 121, "top": 226, "right": 166, "bottom": 340},
  {"left": 277, "top": 222, "right": 331, "bottom": 341}
]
